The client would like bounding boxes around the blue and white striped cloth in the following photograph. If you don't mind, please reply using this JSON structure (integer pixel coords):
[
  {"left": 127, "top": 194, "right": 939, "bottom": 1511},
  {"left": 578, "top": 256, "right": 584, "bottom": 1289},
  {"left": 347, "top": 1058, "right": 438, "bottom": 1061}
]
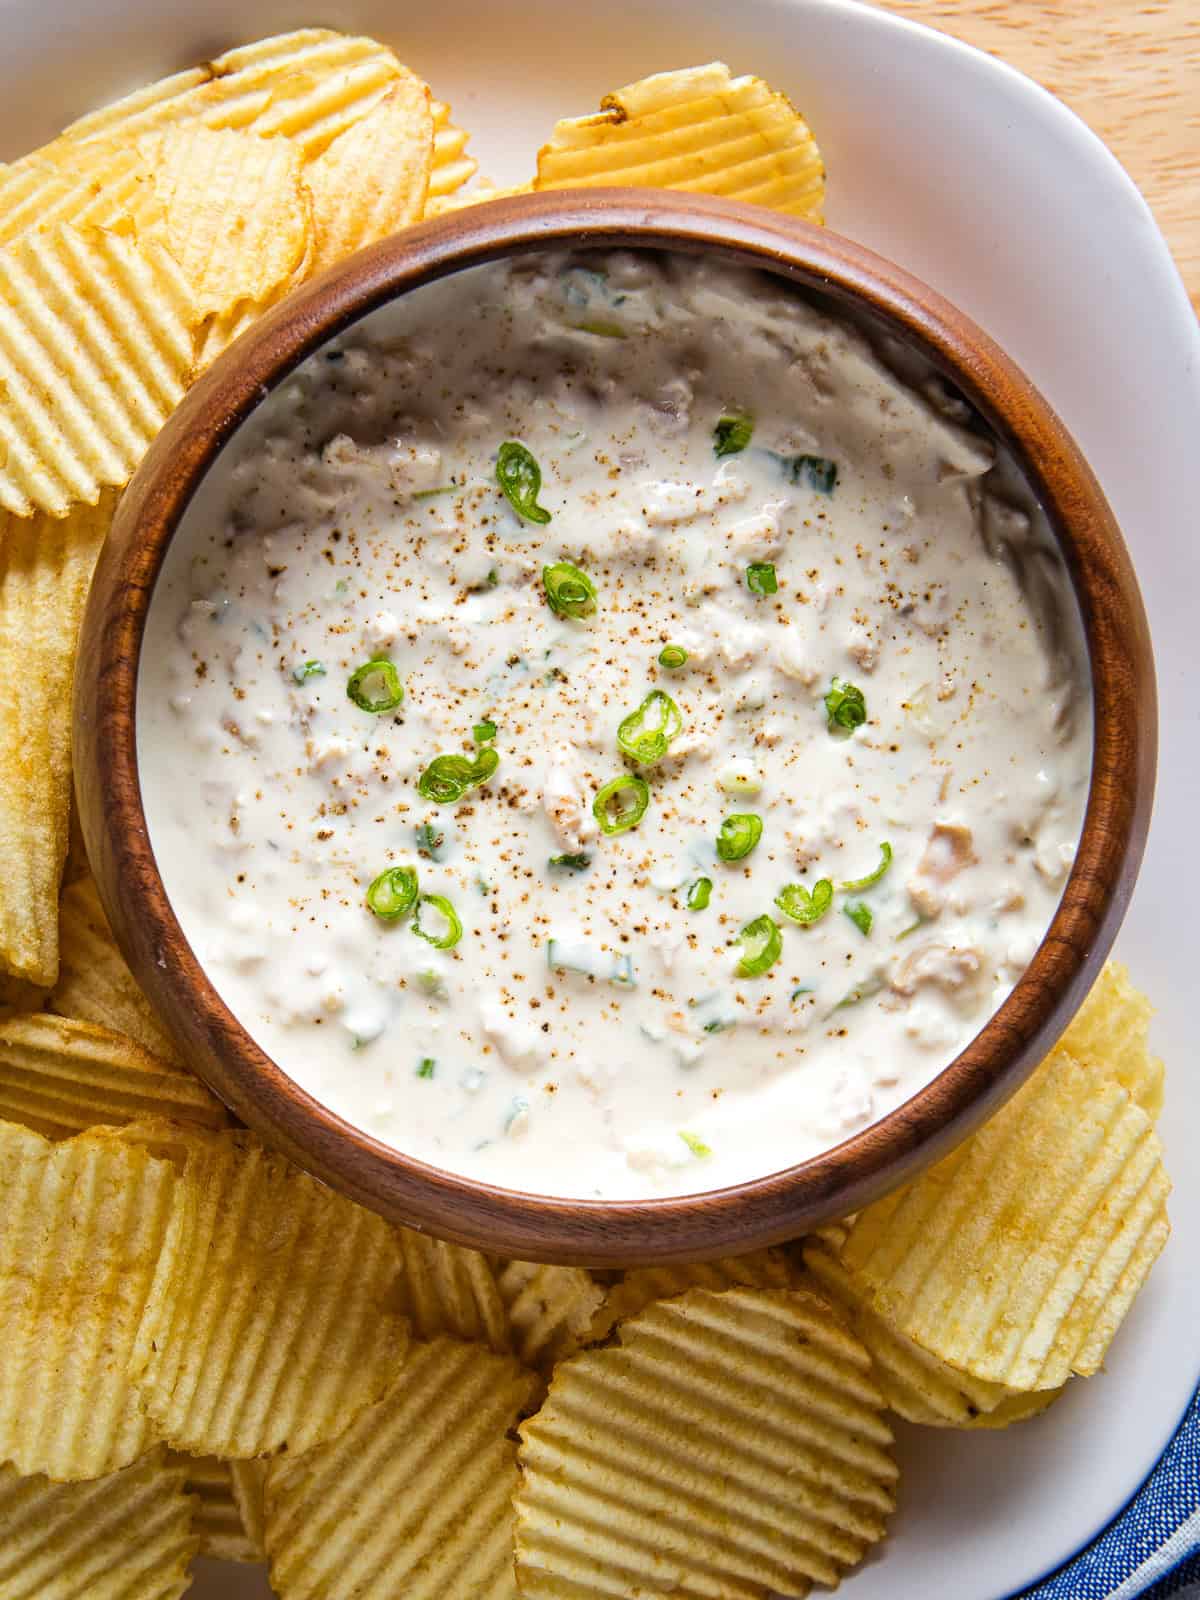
[{"left": 1015, "top": 1388, "right": 1200, "bottom": 1598}]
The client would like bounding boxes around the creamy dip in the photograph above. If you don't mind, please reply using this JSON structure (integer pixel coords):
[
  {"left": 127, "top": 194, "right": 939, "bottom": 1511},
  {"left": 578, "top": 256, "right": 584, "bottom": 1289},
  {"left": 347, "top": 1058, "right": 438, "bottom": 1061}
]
[{"left": 138, "top": 249, "right": 1091, "bottom": 1199}]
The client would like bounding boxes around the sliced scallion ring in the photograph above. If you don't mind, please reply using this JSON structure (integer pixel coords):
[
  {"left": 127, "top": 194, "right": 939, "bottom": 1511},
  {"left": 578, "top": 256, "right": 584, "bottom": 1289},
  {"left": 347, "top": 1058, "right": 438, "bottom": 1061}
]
[
  {"left": 417, "top": 747, "right": 499, "bottom": 805},
  {"left": 844, "top": 901, "right": 873, "bottom": 936},
  {"left": 678, "top": 1130, "right": 713, "bottom": 1158},
  {"left": 617, "top": 690, "right": 682, "bottom": 765},
  {"left": 658, "top": 644, "right": 688, "bottom": 669},
  {"left": 745, "top": 562, "right": 778, "bottom": 596},
  {"left": 543, "top": 562, "right": 597, "bottom": 618},
  {"left": 365, "top": 865, "right": 419, "bottom": 922},
  {"left": 292, "top": 659, "right": 326, "bottom": 683},
  {"left": 736, "top": 914, "right": 782, "bottom": 977},
  {"left": 840, "top": 841, "right": 893, "bottom": 892},
  {"left": 593, "top": 773, "right": 650, "bottom": 835},
  {"left": 775, "top": 878, "right": 833, "bottom": 925},
  {"left": 825, "top": 677, "right": 867, "bottom": 733},
  {"left": 412, "top": 892, "right": 463, "bottom": 949},
  {"left": 716, "top": 813, "right": 762, "bottom": 862},
  {"left": 686, "top": 876, "right": 713, "bottom": 911},
  {"left": 713, "top": 414, "right": 753, "bottom": 457},
  {"left": 346, "top": 657, "right": 404, "bottom": 714},
  {"left": 496, "top": 440, "right": 551, "bottom": 524},
  {"left": 473, "top": 719, "right": 497, "bottom": 744}
]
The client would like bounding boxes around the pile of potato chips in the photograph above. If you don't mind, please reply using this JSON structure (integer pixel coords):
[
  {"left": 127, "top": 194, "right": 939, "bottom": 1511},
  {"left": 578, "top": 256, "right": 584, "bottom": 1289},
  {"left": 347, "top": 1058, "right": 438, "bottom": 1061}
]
[{"left": 0, "top": 27, "right": 1171, "bottom": 1597}]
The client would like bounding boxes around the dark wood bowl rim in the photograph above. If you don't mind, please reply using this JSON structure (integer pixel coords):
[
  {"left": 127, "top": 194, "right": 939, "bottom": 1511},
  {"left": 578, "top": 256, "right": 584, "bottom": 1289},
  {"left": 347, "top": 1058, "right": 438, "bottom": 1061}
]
[{"left": 74, "top": 190, "right": 1156, "bottom": 1265}]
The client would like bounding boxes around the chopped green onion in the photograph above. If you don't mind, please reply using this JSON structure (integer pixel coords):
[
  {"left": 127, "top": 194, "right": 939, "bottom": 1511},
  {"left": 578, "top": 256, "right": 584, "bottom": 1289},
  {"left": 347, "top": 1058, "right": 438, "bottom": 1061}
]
[
  {"left": 496, "top": 440, "right": 551, "bottom": 524},
  {"left": 415, "top": 968, "right": 447, "bottom": 999},
  {"left": 745, "top": 562, "right": 778, "bottom": 596},
  {"left": 412, "top": 893, "right": 463, "bottom": 949},
  {"left": 703, "top": 1019, "right": 730, "bottom": 1034},
  {"left": 686, "top": 876, "right": 713, "bottom": 911},
  {"left": 782, "top": 453, "right": 839, "bottom": 494},
  {"left": 840, "top": 841, "right": 893, "bottom": 892},
  {"left": 714, "top": 414, "right": 754, "bottom": 457},
  {"left": 775, "top": 878, "right": 833, "bottom": 925},
  {"left": 413, "top": 483, "right": 455, "bottom": 500},
  {"left": 832, "top": 971, "right": 886, "bottom": 1010},
  {"left": 416, "top": 1057, "right": 436, "bottom": 1079},
  {"left": 658, "top": 644, "right": 688, "bottom": 669},
  {"left": 365, "top": 865, "right": 418, "bottom": 922},
  {"left": 825, "top": 676, "right": 867, "bottom": 733},
  {"left": 414, "top": 822, "right": 445, "bottom": 859},
  {"left": 543, "top": 561, "right": 597, "bottom": 618},
  {"left": 717, "top": 813, "right": 762, "bottom": 862},
  {"left": 736, "top": 914, "right": 783, "bottom": 977},
  {"left": 417, "top": 747, "right": 499, "bottom": 805},
  {"left": 576, "top": 320, "right": 627, "bottom": 338},
  {"left": 679, "top": 1130, "right": 712, "bottom": 1158},
  {"left": 292, "top": 659, "right": 325, "bottom": 683},
  {"left": 844, "top": 901, "right": 873, "bottom": 936},
  {"left": 791, "top": 985, "right": 815, "bottom": 1001},
  {"left": 896, "top": 916, "right": 927, "bottom": 941},
  {"left": 473, "top": 719, "right": 497, "bottom": 744},
  {"left": 549, "top": 852, "right": 591, "bottom": 872},
  {"left": 617, "top": 690, "right": 682, "bottom": 765},
  {"left": 346, "top": 657, "right": 404, "bottom": 714},
  {"left": 593, "top": 773, "right": 650, "bottom": 835}
]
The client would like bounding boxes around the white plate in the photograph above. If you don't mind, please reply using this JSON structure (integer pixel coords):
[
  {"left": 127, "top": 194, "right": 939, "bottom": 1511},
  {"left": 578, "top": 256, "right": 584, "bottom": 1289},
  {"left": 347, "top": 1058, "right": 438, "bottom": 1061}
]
[{"left": 7, "top": 2, "right": 1198, "bottom": 1596}]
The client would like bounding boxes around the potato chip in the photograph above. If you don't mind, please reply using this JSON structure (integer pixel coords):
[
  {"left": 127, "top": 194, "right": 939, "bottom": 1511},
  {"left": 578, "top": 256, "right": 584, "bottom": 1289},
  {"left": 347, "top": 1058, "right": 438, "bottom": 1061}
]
[
  {"left": 841, "top": 1051, "right": 1171, "bottom": 1391},
  {"left": 496, "top": 1259, "right": 604, "bottom": 1374},
  {"left": 229, "top": 1459, "right": 267, "bottom": 1557},
  {"left": 0, "top": 1121, "right": 179, "bottom": 1479},
  {"left": 0, "top": 224, "right": 196, "bottom": 518},
  {"left": 167, "top": 1451, "right": 261, "bottom": 1563},
  {"left": 424, "top": 180, "right": 533, "bottom": 218},
  {"left": 0, "top": 145, "right": 160, "bottom": 250},
  {"left": 0, "top": 1447, "right": 197, "bottom": 1599},
  {"left": 0, "top": 498, "right": 112, "bottom": 984},
  {"left": 144, "top": 125, "right": 310, "bottom": 317},
  {"left": 516, "top": 1286, "right": 897, "bottom": 1597},
  {"left": 395, "top": 1227, "right": 509, "bottom": 1351},
  {"left": 587, "top": 1246, "right": 796, "bottom": 1340},
  {"left": 129, "top": 1126, "right": 408, "bottom": 1457},
  {"left": 0, "top": 974, "right": 48, "bottom": 1016},
  {"left": 50, "top": 876, "right": 180, "bottom": 1062},
  {"left": 266, "top": 1337, "right": 538, "bottom": 1600},
  {"left": 305, "top": 76, "right": 433, "bottom": 273},
  {"left": 801, "top": 1232, "right": 1060, "bottom": 1428},
  {"left": 426, "top": 98, "right": 478, "bottom": 203},
  {"left": 0, "top": 1011, "right": 225, "bottom": 1139},
  {"left": 1059, "top": 961, "right": 1163, "bottom": 1119},
  {"left": 535, "top": 62, "right": 825, "bottom": 220}
]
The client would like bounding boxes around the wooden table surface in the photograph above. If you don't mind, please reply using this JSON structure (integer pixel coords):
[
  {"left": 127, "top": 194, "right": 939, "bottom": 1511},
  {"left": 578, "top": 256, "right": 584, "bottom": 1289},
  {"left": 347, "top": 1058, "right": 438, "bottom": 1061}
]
[{"left": 876, "top": 1, "right": 1200, "bottom": 310}]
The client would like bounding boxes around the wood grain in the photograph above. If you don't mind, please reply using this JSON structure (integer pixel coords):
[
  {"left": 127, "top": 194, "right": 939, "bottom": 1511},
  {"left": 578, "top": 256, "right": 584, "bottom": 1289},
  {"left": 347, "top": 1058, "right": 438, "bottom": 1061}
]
[{"left": 874, "top": 1, "right": 1200, "bottom": 309}]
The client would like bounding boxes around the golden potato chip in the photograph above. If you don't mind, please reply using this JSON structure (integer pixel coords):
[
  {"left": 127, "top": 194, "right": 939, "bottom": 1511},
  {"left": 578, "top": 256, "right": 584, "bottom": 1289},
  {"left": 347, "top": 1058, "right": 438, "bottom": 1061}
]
[
  {"left": 0, "top": 1447, "right": 197, "bottom": 1599},
  {"left": 801, "top": 1232, "right": 1060, "bottom": 1428},
  {"left": 535, "top": 62, "right": 825, "bottom": 221},
  {"left": 588, "top": 1246, "right": 796, "bottom": 1340},
  {"left": 266, "top": 1337, "right": 538, "bottom": 1600},
  {"left": 130, "top": 1126, "right": 408, "bottom": 1458},
  {"left": 144, "top": 125, "right": 310, "bottom": 317},
  {"left": 50, "top": 875, "right": 180, "bottom": 1063},
  {"left": 0, "top": 1121, "right": 179, "bottom": 1479},
  {"left": 0, "top": 498, "right": 112, "bottom": 984},
  {"left": 305, "top": 76, "right": 433, "bottom": 273},
  {"left": 496, "top": 1259, "right": 604, "bottom": 1374},
  {"left": 395, "top": 1227, "right": 509, "bottom": 1351},
  {"left": 516, "top": 1286, "right": 897, "bottom": 1597},
  {"left": 426, "top": 98, "right": 478, "bottom": 203},
  {"left": 167, "top": 1451, "right": 261, "bottom": 1563},
  {"left": 1059, "top": 960, "right": 1163, "bottom": 1119},
  {"left": 424, "top": 180, "right": 533, "bottom": 218},
  {"left": 841, "top": 1051, "right": 1170, "bottom": 1391},
  {"left": 229, "top": 1459, "right": 267, "bottom": 1557},
  {"left": 0, "top": 1011, "right": 225, "bottom": 1140},
  {"left": 0, "top": 146, "right": 160, "bottom": 250},
  {"left": 61, "top": 66, "right": 216, "bottom": 145},
  {"left": 0, "top": 224, "right": 196, "bottom": 519}
]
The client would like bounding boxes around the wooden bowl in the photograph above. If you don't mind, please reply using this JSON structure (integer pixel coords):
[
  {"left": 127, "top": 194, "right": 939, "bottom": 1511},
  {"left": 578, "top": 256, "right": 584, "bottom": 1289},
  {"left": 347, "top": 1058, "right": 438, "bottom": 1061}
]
[{"left": 73, "top": 190, "right": 1156, "bottom": 1266}]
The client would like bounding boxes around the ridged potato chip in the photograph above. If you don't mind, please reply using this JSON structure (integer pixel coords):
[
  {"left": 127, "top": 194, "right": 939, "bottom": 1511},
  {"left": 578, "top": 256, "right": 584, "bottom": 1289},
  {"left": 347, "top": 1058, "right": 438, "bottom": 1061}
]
[
  {"left": 842, "top": 1051, "right": 1170, "bottom": 1392},
  {"left": 426, "top": 98, "right": 478, "bottom": 203},
  {"left": 516, "top": 1286, "right": 897, "bottom": 1597},
  {"left": 50, "top": 876, "right": 180, "bottom": 1062},
  {"left": 395, "top": 1227, "right": 509, "bottom": 1351},
  {"left": 144, "top": 124, "right": 311, "bottom": 317},
  {"left": 305, "top": 76, "right": 433, "bottom": 273},
  {"left": 424, "top": 180, "right": 533, "bottom": 218},
  {"left": 801, "top": 1231, "right": 1060, "bottom": 1428},
  {"left": 0, "top": 498, "right": 113, "bottom": 985},
  {"left": 130, "top": 1126, "right": 408, "bottom": 1458},
  {"left": 497, "top": 1259, "right": 604, "bottom": 1374},
  {"left": 0, "top": 1121, "right": 179, "bottom": 1480},
  {"left": 229, "top": 1459, "right": 267, "bottom": 1557},
  {"left": 588, "top": 1246, "right": 795, "bottom": 1340},
  {"left": 1058, "top": 961, "right": 1163, "bottom": 1119},
  {"left": 535, "top": 62, "right": 824, "bottom": 220},
  {"left": 166, "top": 1451, "right": 261, "bottom": 1563},
  {"left": 0, "top": 145, "right": 160, "bottom": 249},
  {"left": 0, "top": 225, "right": 196, "bottom": 519},
  {"left": 0, "top": 1447, "right": 197, "bottom": 1599},
  {"left": 0, "top": 1011, "right": 224, "bottom": 1140},
  {"left": 266, "top": 1338, "right": 539, "bottom": 1600}
]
